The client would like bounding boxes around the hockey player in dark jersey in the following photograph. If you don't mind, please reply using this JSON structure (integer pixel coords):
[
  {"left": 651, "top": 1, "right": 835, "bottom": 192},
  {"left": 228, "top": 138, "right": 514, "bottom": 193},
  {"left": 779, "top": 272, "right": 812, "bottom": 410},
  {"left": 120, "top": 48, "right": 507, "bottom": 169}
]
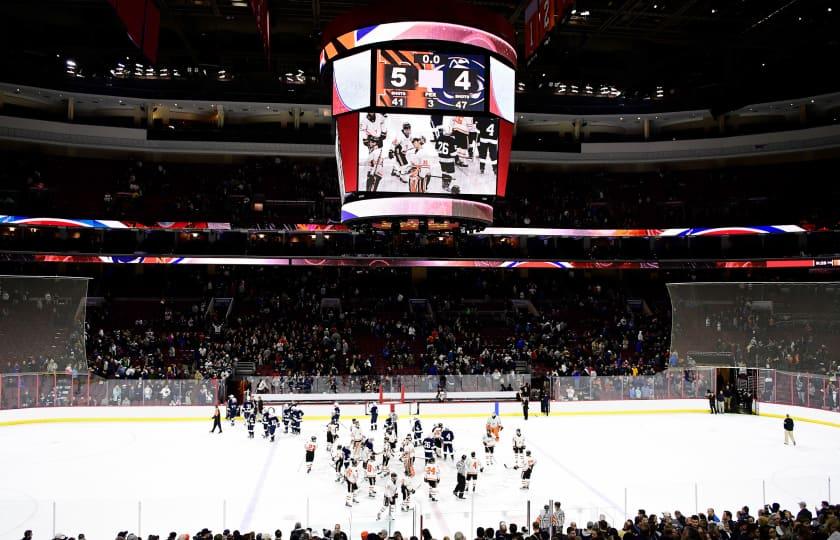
[
  {"left": 326, "top": 420, "right": 339, "bottom": 452},
  {"left": 268, "top": 409, "right": 280, "bottom": 442},
  {"left": 412, "top": 418, "right": 423, "bottom": 446},
  {"left": 429, "top": 114, "right": 444, "bottom": 141},
  {"left": 441, "top": 426, "right": 454, "bottom": 460},
  {"left": 291, "top": 405, "right": 304, "bottom": 434},
  {"left": 242, "top": 398, "right": 255, "bottom": 422},
  {"left": 422, "top": 434, "right": 436, "bottom": 463},
  {"left": 369, "top": 402, "right": 379, "bottom": 430},
  {"left": 435, "top": 126, "right": 457, "bottom": 192},
  {"left": 384, "top": 411, "right": 398, "bottom": 436},
  {"left": 261, "top": 408, "right": 271, "bottom": 439},
  {"left": 226, "top": 395, "right": 239, "bottom": 426},
  {"left": 246, "top": 410, "right": 256, "bottom": 439},
  {"left": 282, "top": 404, "right": 292, "bottom": 433},
  {"left": 331, "top": 402, "right": 341, "bottom": 424},
  {"left": 476, "top": 117, "right": 498, "bottom": 176}
]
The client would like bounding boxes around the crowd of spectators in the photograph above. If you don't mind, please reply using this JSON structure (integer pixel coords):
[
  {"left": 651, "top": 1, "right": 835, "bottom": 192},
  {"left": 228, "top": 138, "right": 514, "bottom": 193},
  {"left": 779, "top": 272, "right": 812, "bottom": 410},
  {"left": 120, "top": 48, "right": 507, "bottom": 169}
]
[
  {"left": 2, "top": 267, "right": 837, "bottom": 392},
  {"left": 23, "top": 499, "right": 840, "bottom": 540},
  {"left": 1, "top": 151, "right": 837, "bottom": 230},
  {"left": 0, "top": 268, "right": 673, "bottom": 383}
]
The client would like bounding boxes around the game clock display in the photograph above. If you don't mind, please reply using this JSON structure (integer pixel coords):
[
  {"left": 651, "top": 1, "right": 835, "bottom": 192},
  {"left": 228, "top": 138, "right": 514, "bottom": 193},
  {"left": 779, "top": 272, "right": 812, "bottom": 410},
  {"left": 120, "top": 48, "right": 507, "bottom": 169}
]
[{"left": 376, "top": 49, "right": 486, "bottom": 112}]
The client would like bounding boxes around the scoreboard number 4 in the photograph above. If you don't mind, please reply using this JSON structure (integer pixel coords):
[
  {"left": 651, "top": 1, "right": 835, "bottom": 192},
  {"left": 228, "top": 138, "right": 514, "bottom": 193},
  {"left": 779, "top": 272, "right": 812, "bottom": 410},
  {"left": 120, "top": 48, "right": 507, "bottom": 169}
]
[
  {"left": 445, "top": 68, "right": 474, "bottom": 93},
  {"left": 454, "top": 70, "right": 471, "bottom": 90}
]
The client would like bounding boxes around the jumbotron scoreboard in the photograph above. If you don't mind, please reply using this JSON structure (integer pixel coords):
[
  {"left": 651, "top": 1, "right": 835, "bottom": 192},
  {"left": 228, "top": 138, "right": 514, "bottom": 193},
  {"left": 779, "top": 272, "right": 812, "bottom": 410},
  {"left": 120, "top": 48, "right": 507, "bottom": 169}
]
[
  {"left": 320, "top": 1, "right": 517, "bottom": 227},
  {"left": 376, "top": 50, "right": 486, "bottom": 111}
]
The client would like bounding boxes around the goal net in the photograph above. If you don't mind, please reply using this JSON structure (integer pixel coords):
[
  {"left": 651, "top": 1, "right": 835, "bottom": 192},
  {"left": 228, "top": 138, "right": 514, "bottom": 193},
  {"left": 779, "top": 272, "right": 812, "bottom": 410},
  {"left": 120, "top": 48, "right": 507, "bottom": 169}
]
[
  {"left": 365, "top": 401, "right": 420, "bottom": 416},
  {"left": 667, "top": 282, "right": 840, "bottom": 372},
  {"left": 0, "top": 275, "right": 90, "bottom": 373}
]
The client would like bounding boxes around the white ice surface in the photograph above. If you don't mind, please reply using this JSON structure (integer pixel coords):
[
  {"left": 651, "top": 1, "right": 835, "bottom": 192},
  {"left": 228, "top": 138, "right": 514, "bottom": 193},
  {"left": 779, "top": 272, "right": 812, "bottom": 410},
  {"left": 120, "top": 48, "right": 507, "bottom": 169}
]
[{"left": 1, "top": 411, "right": 839, "bottom": 540}]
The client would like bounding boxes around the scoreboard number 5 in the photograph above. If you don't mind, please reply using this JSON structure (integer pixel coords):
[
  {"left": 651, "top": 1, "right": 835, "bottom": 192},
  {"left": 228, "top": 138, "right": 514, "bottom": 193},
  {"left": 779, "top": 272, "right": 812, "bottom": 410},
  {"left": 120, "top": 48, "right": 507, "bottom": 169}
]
[
  {"left": 390, "top": 67, "right": 407, "bottom": 87},
  {"left": 385, "top": 65, "right": 418, "bottom": 89}
]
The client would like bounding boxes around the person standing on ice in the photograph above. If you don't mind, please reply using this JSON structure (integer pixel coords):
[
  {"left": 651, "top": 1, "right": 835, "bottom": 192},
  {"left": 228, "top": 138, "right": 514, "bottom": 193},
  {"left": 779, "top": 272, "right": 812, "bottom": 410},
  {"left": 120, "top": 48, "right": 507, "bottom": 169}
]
[
  {"left": 369, "top": 402, "right": 379, "bottom": 430},
  {"left": 706, "top": 389, "right": 716, "bottom": 414},
  {"left": 784, "top": 414, "right": 796, "bottom": 445},
  {"left": 210, "top": 404, "right": 223, "bottom": 433},
  {"left": 486, "top": 413, "right": 502, "bottom": 441}
]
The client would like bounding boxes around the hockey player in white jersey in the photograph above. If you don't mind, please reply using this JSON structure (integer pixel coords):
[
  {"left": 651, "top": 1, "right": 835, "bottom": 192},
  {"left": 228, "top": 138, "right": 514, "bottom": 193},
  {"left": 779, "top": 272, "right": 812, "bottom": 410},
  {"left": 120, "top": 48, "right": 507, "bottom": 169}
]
[
  {"left": 512, "top": 428, "right": 526, "bottom": 468},
  {"left": 398, "top": 473, "right": 414, "bottom": 511},
  {"left": 451, "top": 116, "right": 474, "bottom": 167},
  {"left": 520, "top": 450, "right": 536, "bottom": 489},
  {"left": 432, "top": 423, "right": 443, "bottom": 458},
  {"left": 424, "top": 457, "right": 441, "bottom": 501},
  {"left": 483, "top": 429, "right": 496, "bottom": 466},
  {"left": 363, "top": 137, "right": 385, "bottom": 192},
  {"left": 350, "top": 419, "right": 365, "bottom": 459},
  {"left": 466, "top": 451, "right": 482, "bottom": 492},
  {"left": 389, "top": 122, "right": 413, "bottom": 181},
  {"left": 486, "top": 413, "right": 503, "bottom": 441},
  {"left": 380, "top": 430, "right": 395, "bottom": 475},
  {"left": 360, "top": 112, "right": 388, "bottom": 147},
  {"left": 401, "top": 440, "right": 416, "bottom": 477},
  {"left": 344, "top": 460, "right": 360, "bottom": 506},
  {"left": 407, "top": 137, "right": 431, "bottom": 193},
  {"left": 364, "top": 455, "right": 378, "bottom": 497},
  {"left": 376, "top": 472, "right": 400, "bottom": 520},
  {"left": 304, "top": 436, "right": 317, "bottom": 474}
]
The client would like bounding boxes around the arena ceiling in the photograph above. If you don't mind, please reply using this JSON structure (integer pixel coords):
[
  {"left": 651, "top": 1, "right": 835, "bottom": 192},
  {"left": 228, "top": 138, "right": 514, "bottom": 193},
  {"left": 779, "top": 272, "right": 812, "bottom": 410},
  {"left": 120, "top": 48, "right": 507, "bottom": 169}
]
[{"left": 0, "top": 0, "right": 837, "bottom": 111}]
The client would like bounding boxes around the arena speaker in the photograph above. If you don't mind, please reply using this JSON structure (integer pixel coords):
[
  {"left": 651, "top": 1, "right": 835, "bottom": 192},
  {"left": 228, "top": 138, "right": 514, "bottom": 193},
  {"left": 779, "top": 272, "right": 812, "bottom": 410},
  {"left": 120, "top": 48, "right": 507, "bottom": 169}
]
[{"left": 320, "top": 0, "right": 517, "bottom": 229}]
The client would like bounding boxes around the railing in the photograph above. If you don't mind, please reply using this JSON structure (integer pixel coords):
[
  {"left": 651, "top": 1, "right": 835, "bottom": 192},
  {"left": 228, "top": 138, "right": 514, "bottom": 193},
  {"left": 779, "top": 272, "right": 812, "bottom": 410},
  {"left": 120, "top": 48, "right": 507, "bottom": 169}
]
[
  {"left": 242, "top": 374, "right": 530, "bottom": 395},
  {"left": 1, "top": 369, "right": 839, "bottom": 412},
  {"left": 550, "top": 368, "right": 716, "bottom": 402},
  {"left": 755, "top": 369, "right": 840, "bottom": 411},
  {"left": 0, "top": 372, "right": 222, "bottom": 410},
  {"left": 1, "top": 475, "right": 833, "bottom": 540}
]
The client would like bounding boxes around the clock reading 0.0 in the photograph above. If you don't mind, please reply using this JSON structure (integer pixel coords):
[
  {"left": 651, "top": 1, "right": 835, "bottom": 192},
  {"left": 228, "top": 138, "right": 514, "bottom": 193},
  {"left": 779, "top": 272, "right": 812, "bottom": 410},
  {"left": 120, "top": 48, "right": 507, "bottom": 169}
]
[{"left": 376, "top": 49, "right": 486, "bottom": 112}]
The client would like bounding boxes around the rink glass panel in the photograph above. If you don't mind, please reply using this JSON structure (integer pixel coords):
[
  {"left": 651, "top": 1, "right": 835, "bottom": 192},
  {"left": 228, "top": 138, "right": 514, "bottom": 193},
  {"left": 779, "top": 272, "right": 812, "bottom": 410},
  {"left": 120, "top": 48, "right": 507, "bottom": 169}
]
[
  {"left": 667, "top": 282, "right": 840, "bottom": 373},
  {"left": 0, "top": 275, "right": 89, "bottom": 373},
  {"left": 0, "top": 374, "right": 222, "bottom": 409}
]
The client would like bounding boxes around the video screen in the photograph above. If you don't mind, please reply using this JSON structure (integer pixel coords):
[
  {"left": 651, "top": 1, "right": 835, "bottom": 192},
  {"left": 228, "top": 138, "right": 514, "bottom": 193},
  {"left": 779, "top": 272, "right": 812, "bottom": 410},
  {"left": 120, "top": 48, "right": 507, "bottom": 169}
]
[
  {"left": 357, "top": 112, "right": 498, "bottom": 196},
  {"left": 375, "top": 49, "right": 486, "bottom": 112}
]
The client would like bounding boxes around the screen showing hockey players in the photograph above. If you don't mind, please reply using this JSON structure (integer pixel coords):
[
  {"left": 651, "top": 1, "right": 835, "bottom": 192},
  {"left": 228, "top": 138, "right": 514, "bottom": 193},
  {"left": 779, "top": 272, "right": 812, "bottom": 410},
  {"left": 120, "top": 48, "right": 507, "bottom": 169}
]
[
  {"left": 357, "top": 112, "right": 499, "bottom": 196},
  {"left": 375, "top": 50, "right": 486, "bottom": 112}
]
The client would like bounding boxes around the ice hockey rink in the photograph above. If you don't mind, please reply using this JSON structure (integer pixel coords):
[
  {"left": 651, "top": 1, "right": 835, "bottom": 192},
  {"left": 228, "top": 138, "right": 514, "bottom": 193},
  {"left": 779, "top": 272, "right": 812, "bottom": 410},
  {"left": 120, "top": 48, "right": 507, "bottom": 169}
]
[{"left": 1, "top": 400, "right": 839, "bottom": 540}]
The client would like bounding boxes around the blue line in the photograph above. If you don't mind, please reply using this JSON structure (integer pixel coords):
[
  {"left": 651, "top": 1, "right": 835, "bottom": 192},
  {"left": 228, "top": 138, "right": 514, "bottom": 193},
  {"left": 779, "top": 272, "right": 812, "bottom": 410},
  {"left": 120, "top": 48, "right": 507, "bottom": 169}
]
[{"left": 241, "top": 442, "right": 279, "bottom": 530}]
